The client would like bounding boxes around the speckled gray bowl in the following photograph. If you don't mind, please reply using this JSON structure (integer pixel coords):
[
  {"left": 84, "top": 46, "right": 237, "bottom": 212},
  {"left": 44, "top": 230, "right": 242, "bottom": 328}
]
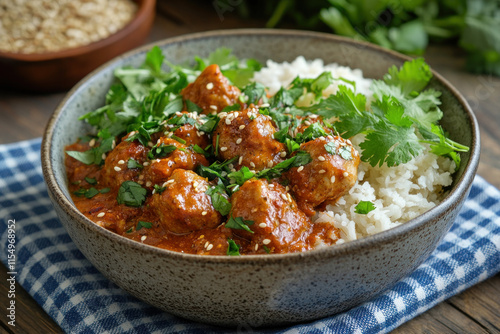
[{"left": 42, "top": 29, "right": 480, "bottom": 327}]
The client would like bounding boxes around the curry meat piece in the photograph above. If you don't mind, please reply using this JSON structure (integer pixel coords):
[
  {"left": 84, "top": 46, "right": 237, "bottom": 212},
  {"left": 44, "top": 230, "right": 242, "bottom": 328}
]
[
  {"left": 150, "top": 169, "right": 224, "bottom": 234},
  {"left": 286, "top": 136, "right": 360, "bottom": 216},
  {"left": 181, "top": 64, "right": 241, "bottom": 114},
  {"left": 229, "top": 178, "right": 313, "bottom": 254},
  {"left": 163, "top": 111, "right": 211, "bottom": 149},
  {"left": 143, "top": 137, "right": 208, "bottom": 189},
  {"left": 212, "top": 108, "right": 287, "bottom": 171},
  {"left": 102, "top": 136, "right": 148, "bottom": 190}
]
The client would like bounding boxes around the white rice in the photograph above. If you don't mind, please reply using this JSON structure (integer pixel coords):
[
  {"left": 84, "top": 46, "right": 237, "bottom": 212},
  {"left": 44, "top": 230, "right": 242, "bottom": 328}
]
[{"left": 253, "top": 57, "right": 455, "bottom": 244}]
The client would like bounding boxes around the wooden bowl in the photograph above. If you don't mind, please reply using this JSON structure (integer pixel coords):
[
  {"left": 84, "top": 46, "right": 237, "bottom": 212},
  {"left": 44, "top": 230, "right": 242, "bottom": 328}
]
[
  {"left": 42, "top": 29, "right": 480, "bottom": 327},
  {"left": 0, "top": 0, "right": 155, "bottom": 93}
]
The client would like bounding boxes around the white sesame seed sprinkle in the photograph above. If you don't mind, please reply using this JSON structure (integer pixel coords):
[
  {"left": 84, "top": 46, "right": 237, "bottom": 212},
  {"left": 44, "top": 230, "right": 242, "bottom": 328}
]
[
  {"left": 267, "top": 161, "right": 273, "bottom": 168},
  {"left": 259, "top": 223, "right": 267, "bottom": 228},
  {"left": 251, "top": 208, "right": 258, "bottom": 213},
  {"left": 236, "top": 138, "right": 242, "bottom": 144},
  {"left": 343, "top": 172, "right": 349, "bottom": 177},
  {"left": 255, "top": 244, "right": 259, "bottom": 251},
  {"left": 327, "top": 135, "right": 333, "bottom": 140},
  {"left": 143, "top": 162, "right": 150, "bottom": 166},
  {"left": 260, "top": 103, "right": 270, "bottom": 107},
  {"left": 141, "top": 236, "right": 147, "bottom": 242},
  {"left": 204, "top": 241, "right": 209, "bottom": 248},
  {"left": 207, "top": 244, "right": 213, "bottom": 251},
  {"left": 239, "top": 125, "right": 245, "bottom": 130},
  {"left": 319, "top": 169, "right": 326, "bottom": 174},
  {"left": 102, "top": 153, "right": 106, "bottom": 160},
  {"left": 118, "top": 160, "right": 125, "bottom": 164},
  {"left": 319, "top": 136, "right": 325, "bottom": 141},
  {"left": 210, "top": 105, "right": 218, "bottom": 110},
  {"left": 297, "top": 166, "right": 304, "bottom": 172},
  {"left": 304, "top": 120, "right": 312, "bottom": 126},
  {"left": 281, "top": 193, "right": 288, "bottom": 201},
  {"left": 331, "top": 175, "right": 336, "bottom": 183},
  {"left": 146, "top": 181, "right": 152, "bottom": 187},
  {"left": 139, "top": 175, "right": 144, "bottom": 180},
  {"left": 318, "top": 156, "right": 326, "bottom": 161},
  {"left": 263, "top": 239, "right": 271, "bottom": 245},
  {"left": 206, "top": 82, "right": 214, "bottom": 90},
  {"left": 250, "top": 162, "right": 255, "bottom": 168},
  {"left": 111, "top": 140, "right": 116, "bottom": 149},
  {"left": 220, "top": 146, "right": 228, "bottom": 152},
  {"left": 202, "top": 211, "right": 207, "bottom": 216},
  {"left": 114, "top": 166, "right": 121, "bottom": 172},
  {"left": 238, "top": 156, "right": 243, "bottom": 165},
  {"left": 268, "top": 184, "right": 274, "bottom": 188},
  {"left": 225, "top": 118, "right": 232, "bottom": 125},
  {"left": 97, "top": 212, "right": 105, "bottom": 218},
  {"left": 280, "top": 151, "right": 286, "bottom": 158},
  {"left": 287, "top": 193, "right": 292, "bottom": 202},
  {"left": 89, "top": 138, "right": 96, "bottom": 147}
]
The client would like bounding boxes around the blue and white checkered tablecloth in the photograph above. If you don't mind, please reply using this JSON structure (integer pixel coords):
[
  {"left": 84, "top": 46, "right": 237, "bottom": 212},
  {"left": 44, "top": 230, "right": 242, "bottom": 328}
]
[{"left": 0, "top": 138, "right": 499, "bottom": 333}]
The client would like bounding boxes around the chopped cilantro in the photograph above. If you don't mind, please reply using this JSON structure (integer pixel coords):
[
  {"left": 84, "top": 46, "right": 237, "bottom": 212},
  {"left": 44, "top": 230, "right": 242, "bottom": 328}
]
[
  {"left": 127, "top": 158, "right": 143, "bottom": 169},
  {"left": 227, "top": 239, "right": 240, "bottom": 256},
  {"left": 136, "top": 221, "right": 153, "bottom": 230},
  {"left": 225, "top": 216, "right": 254, "bottom": 233},
  {"left": 148, "top": 143, "right": 177, "bottom": 159},
  {"left": 355, "top": 201, "right": 376, "bottom": 214},
  {"left": 73, "top": 187, "right": 106, "bottom": 199},
  {"left": 117, "top": 181, "right": 147, "bottom": 207},
  {"left": 263, "top": 245, "right": 271, "bottom": 253},
  {"left": 338, "top": 146, "right": 353, "bottom": 160},
  {"left": 100, "top": 188, "right": 111, "bottom": 194},
  {"left": 84, "top": 177, "right": 97, "bottom": 185},
  {"left": 153, "top": 184, "right": 166, "bottom": 194},
  {"left": 206, "top": 183, "right": 232, "bottom": 216},
  {"left": 171, "top": 135, "right": 186, "bottom": 145}
]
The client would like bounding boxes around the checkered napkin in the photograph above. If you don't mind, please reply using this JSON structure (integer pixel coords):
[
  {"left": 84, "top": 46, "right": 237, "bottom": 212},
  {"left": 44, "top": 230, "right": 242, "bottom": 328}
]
[{"left": 1, "top": 138, "right": 499, "bottom": 334}]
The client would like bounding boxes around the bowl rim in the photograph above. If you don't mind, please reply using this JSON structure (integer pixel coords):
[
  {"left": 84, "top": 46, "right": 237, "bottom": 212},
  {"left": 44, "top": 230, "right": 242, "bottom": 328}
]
[
  {"left": 41, "top": 28, "right": 481, "bottom": 265},
  {"left": 0, "top": 0, "right": 155, "bottom": 62}
]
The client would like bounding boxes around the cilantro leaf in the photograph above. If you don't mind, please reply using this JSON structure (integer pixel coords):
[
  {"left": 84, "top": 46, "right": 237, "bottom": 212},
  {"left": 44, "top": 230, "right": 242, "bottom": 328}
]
[
  {"left": 144, "top": 46, "right": 164, "bottom": 76},
  {"left": 84, "top": 177, "right": 97, "bottom": 185},
  {"left": 136, "top": 221, "right": 153, "bottom": 230},
  {"left": 227, "top": 239, "right": 240, "bottom": 256},
  {"left": 206, "top": 184, "right": 232, "bottom": 216},
  {"left": 148, "top": 143, "right": 177, "bottom": 159},
  {"left": 117, "top": 181, "right": 147, "bottom": 207},
  {"left": 127, "top": 158, "right": 143, "bottom": 169},
  {"left": 355, "top": 201, "right": 376, "bottom": 214},
  {"left": 153, "top": 184, "right": 166, "bottom": 194},
  {"left": 227, "top": 166, "right": 255, "bottom": 186},
  {"left": 383, "top": 58, "right": 432, "bottom": 96},
  {"left": 225, "top": 216, "right": 254, "bottom": 233}
]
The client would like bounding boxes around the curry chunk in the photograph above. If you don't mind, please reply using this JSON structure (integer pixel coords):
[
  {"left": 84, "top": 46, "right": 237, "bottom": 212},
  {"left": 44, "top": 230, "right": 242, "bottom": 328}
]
[
  {"left": 286, "top": 136, "right": 360, "bottom": 216},
  {"left": 150, "top": 169, "right": 224, "bottom": 234},
  {"left": 102, "top": 136, "right": 148, "bottom": 190},
  {"left": 143, "top": 137, "right": 208, "bottom": 188},
  {"left": 181, "top": 64, "right": 241, "bottom": 114},
  {"left": 163, "top": 111, "right": 211, "bottom": 149},
  {"left": 229, "top": 178, "right": 311, "bottom": 253},
  {"left": 212, "top": 108, "right": 287, "bottom": 171}
]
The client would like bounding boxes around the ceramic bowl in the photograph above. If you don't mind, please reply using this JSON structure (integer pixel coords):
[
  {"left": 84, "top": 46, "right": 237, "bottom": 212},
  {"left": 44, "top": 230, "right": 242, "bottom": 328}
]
[
  {"left": 0, "top": 0, "right": 155, "bottom": 93},
  {"left": 41, "top": 29, "right": 480, "bottom": 327}
]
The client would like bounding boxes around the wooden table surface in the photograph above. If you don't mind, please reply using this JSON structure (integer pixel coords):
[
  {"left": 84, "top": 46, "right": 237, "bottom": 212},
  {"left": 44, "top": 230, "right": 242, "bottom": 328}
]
[{"left": 1, "top": 1, "right": 499, "bottom": 333}]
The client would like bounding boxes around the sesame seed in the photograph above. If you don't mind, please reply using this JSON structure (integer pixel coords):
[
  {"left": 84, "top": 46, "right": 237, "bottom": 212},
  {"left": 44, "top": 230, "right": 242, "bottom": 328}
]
[
  {"left": 250, "top": 162, "right": 256, "bottom": 168},
  {"left": 139, "top": 175, "right": 144, "bottom": 180},
  {"left": 251, "top": 208, "right": 258, "bottom": 213},
  {"left": 285, "top": 186, "right": 289, "bottom": 191},
  {"left": 220, "top": 146, "right": 228, "bottom": 152},
  {"left": 114, "top": 166, "right": 121, "bottom": 172},
  {"left": 193, "top": 181, "right": 199, "bottom": 188},
  {"left": 89, "top": 138, "right": 96, "bottom": 147},
  {"left": 267, "top": 161, "right": 273, "bottom": 168},
  {"left": 202, "top": 211, "right": 207, "bottom": 216},
  {"left": 204, "top": 241, "right": 209, "bottom": 248},
  {"left": 238, "top": 156, "right": 243, "bottom": 165},
  {"left": 225, "top": 118, "right": 232, "bottom": 125},
  {"left": 97, "top": 212, "right": 105, "bottom": 217},
  {"left": 327, "top": 135, "right": 334, "bottom": 140},
  {"left": 207, "top": 244, "right": 214, "bottom": 251},
  {"left": 268, "top": 184, "right": 274, "bottom": 188},
  {"left": 147, "top": 141, "right": 153, "bottom": 147},
  {"left": 318, "top": 156, "right": 326, "bottom": 161},
  {"left": 304, "top": 120, "right": 312, "bottom": 126},
  {"left": 331, "top": 175, "right": 336, "bottom": 183},
  {"left": 280, "top": 151, "right": 286, "bottom": 158},
  {"left": 259, "top": 223, "right": 267, "bottom": 228},
  {"left": 260, "top": 103, "right": 270, "bottom": 108},
  {"left": 143, "top": 162, "right": 150, "bottom": 166},
  {"left": 111, "top": 140, "right": 116, "bottom": 149},
  {"left": 101, "top": 153, "right": 106, "bottom": 160},
  {"left": 166, "top": 179, "right": 175, "bottom": 184},
  {"left": 146, "top": 181, "right": 152, "bottom": 187},
  {"left": 141, "top": 236, "right": 147, "bottom": 242},
  {"left": 263, "top": 239, "right": 271, "bottom": 245},
  {"left": 297, "top": 166, "right": 304, "bottom": 172},
  {"left": 239, "top": 125, "right": 245, "bottom": 130},
  {"left": 152, "top": 189, "right": 156, "bottom": 194},
  {"left": 234, "top": 112, "right": 239, "bottom": 118},
  {"left": 118, "top": 160, "right": 125, "bottom": 164},
  {"left": 347, "top": 139, "right": 352, "bottom": 145},
  {"left": 319, "top": 136, "right": 325, "bottom": 141},
  {"left": 206, "top": 82, "right": 214, "bottom": 90},
  {"left": 255, "top": 244, "right": 259, "bottom": 251},
  {"left": 343, "top": 172, "right": 349, "bottom": 177},
  {"left": 210, "top": 105, "right": 218, "bottom": 110},
  {"left": 281, "top": 193, "right": 288, "bottom": 201},
  {"left": 287, "top": 193, "right": 292, "bottom": 202},
  {"left": 236, "top": 138, "right": 242, "bottom": 144},
  {"left": 199, "top": 235, "right": 205, "bottom": 239},
  {"left": 319, "top": 169, "right": 326, "bottom": 174}
]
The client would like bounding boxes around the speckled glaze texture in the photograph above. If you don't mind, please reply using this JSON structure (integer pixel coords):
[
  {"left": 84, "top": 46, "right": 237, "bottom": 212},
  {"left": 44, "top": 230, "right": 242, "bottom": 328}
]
[{"left": 42, "top": 29, "right": 480, "bottom": 327}]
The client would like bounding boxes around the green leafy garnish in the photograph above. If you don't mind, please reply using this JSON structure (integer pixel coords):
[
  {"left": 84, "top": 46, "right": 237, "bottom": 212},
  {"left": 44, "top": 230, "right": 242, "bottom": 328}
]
[
  {"left": 127, "top": 158, "right": 143, "bottom": 169},
  {"left": 153, "top": 184, "right": 166, "bottom": 194},
  {"left": 206, "top": 183, "right": 232, "bottom": 216},
  {"left": 117, "top": 181, "right": 147, "bottom": 207},
  {"left": 73, "top": 187, "right": 109, "bottom": 198},
  {"left": 225, "top": 216, "right": 254, "bottom": 233},
  {"left": 148, "top": 143, "right": 177, "bottom": 159},
  {"left": 227, "top": 239, "right": 241, "bottom": 256},
  {"left": 84, "top": 177, "right": 97, "bottom": 185},
  {"left": 136, "top": 221, "right": 153, "bottom": 230},
  {"left": 355, "top": 201, "right": 376, "bottom": 214}
]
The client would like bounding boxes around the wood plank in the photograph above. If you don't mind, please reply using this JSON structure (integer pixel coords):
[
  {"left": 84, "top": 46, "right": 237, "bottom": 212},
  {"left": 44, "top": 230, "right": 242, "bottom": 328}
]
[{"left": 0, "top": 264, "right": 62, "bottom": 334}]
